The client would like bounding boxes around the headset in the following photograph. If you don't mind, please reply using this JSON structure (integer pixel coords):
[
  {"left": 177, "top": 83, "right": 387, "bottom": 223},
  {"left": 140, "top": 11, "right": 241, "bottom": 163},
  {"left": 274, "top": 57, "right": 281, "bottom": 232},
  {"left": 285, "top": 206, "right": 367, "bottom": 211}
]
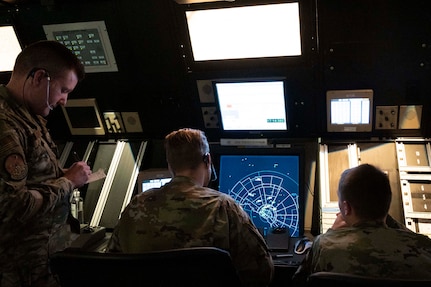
[
  {"left": 27, "top": 67, "right": 50, "bottom": 81},
  {"left": 26, "top": 67, "right": 53, "bottom": 110},
  {"left": 203, "top": 153, "right": 218, "bottom": 182}
]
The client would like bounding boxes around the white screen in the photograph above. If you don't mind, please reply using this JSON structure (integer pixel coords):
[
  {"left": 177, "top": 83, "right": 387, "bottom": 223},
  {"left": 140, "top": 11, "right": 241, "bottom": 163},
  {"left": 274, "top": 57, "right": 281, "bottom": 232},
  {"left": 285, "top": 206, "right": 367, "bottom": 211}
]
[
  {"left": 186, "top": 2, "right": 301, "bottom": 61},
  {"left": 0, "top": 26, "right": 22, "bottom": 72},
  {"left": 326, "top": 89, "right": 373, "bottom": 132},
  {"left": 142, "top": 178, "right": 171, "bottom": 192},
  {"left": 215, "top": 81, "right": 287, "bottom": 131},
  {"left": 330, "top": 98, "right": 370, "bottom": 124}
]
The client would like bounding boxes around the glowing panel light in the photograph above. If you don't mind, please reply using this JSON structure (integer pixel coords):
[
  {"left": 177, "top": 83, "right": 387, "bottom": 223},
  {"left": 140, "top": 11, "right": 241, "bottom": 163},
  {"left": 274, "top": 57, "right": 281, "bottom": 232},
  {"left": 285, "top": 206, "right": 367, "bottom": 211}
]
[{"left": 43, "top": 21, "right": 118, "bottom": 73}]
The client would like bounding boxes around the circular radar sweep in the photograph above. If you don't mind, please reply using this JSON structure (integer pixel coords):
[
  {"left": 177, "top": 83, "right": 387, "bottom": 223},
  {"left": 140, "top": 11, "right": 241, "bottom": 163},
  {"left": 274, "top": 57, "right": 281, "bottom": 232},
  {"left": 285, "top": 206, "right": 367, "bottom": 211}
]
[{"left": 228, "top": 170, "right": 299, "bottom": 235}]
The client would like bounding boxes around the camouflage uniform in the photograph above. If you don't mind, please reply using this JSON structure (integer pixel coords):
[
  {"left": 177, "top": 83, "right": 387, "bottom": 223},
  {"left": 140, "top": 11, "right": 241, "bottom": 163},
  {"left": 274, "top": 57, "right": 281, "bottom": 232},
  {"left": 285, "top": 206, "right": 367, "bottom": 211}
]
[
  {"left": 107, "top": 176, "right": 274, "bottom": 287},
  {"left": 292, "top": 220, "right": 431, "bottom": 286},
  {"left": 0, "top": 85, "right": 77, "bottom": 287}
]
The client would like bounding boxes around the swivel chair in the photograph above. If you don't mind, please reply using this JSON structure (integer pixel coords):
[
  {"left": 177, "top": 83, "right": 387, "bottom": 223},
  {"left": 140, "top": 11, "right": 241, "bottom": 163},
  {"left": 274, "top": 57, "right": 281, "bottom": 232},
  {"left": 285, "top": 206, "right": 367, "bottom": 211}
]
[
  {"left": 306, "top": 271, "right": 431, "bottom": 287},
  {"left": 50, "top": 246, "right": 243, "bottom": 287}
]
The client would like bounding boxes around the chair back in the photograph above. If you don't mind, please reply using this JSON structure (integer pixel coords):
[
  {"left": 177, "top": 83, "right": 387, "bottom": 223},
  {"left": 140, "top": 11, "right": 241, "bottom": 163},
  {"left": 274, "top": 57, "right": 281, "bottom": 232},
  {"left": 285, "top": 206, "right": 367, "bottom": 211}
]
[
  {"left": 50, "top": 247, "right": 243, "bottom": 287},
  {"left": 307, "top": 271, "right": 431, "bottom": 287}
]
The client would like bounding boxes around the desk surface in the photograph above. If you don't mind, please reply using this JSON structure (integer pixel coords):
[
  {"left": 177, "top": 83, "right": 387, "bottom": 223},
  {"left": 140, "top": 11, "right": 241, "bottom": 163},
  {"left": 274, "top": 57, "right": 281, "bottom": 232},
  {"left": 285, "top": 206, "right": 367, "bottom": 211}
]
[
  {"left": 270, "top": 236, "right": 311, "bottom": 286},
  {"left": 271, "top": 237, "right": 306, "bottom": 267}
]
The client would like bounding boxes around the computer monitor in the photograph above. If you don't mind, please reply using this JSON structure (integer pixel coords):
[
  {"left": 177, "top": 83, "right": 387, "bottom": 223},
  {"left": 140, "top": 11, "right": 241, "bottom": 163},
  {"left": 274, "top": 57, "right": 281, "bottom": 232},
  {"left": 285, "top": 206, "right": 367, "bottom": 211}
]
[
  {"left": 0, "top": 25, "right": 22, "bottom": 72},
  {"left": 184, "top": 2, "right": 301, "bottom": 61},
  {"left": 137, "top": 168, "right": 172, "bottom": 193},
  {"left": 213, "top": 78, "right": 288, "bottom": 137},
  {"left": 214, "top": 147, "right": 304, "bottom": 237},
  {"left": 62, "top": 98, "right": 106, "bottom": 136},
  {"left": 326, "top": 89, "right": 374, "bottom": 132}
]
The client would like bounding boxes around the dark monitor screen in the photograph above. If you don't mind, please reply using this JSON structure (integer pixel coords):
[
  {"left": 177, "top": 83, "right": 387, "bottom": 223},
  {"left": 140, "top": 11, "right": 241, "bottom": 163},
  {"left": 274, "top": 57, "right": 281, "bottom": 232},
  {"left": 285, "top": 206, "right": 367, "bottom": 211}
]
[
  {"left": 216, "top": 148, "right": 303, "bottom": 237},
  {"left": 61, "top": 98, "right": 105, "bottom": 136},
  {"left": 65, "top": 106, "right": 101, "bottom": 128}
]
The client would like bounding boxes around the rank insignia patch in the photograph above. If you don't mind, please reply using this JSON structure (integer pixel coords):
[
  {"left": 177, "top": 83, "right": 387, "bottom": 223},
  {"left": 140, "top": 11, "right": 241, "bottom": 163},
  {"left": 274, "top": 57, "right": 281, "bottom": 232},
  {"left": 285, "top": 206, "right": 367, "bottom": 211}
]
[{"left": 5, "top": 153, "right": 28, "bottom": 181}]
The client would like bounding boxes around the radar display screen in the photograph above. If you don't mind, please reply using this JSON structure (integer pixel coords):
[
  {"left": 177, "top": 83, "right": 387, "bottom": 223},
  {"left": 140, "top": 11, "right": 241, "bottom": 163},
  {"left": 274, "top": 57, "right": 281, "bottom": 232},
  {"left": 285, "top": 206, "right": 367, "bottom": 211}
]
[{"left": 218, "top": 154, "right": 300, "bottom": 237}]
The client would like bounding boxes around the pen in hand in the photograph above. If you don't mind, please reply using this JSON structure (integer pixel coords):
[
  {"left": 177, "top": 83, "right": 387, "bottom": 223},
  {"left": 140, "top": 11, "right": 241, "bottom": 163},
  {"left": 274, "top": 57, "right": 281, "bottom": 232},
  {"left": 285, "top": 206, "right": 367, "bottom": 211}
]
[
  {"left": 72, "top": 151, "right": 92, "bottom": 170},
  {"left": 72, "top": 151, "right": 81, "bottom": 162}
]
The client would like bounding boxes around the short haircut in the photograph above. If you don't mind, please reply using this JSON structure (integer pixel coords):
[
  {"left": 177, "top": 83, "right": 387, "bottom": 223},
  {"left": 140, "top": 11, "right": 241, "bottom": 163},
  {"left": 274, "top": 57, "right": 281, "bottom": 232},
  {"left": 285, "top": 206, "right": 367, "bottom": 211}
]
[
  {"left": 338, "top": 164, "right": 392, "bottom": 220},
  {"left": 13, "top": 40, "right": 85, "bottom": 81},
  {"left": 164, "top": 128, "right": 210, "bottom": 173}
]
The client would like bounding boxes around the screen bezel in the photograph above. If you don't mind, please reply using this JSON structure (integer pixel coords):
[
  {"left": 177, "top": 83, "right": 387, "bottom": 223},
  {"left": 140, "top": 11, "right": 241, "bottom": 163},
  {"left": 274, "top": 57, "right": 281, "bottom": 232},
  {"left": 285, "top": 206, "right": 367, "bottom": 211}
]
[
  {"left": 62, "top": 98, "right": 106, "bottom": 136},
  {"left": 173, "top": 0, "right": 312, "bottom": 72},
  {"left": 185, "top": 2, "right": 301, "bottom": 61},
  {"left": 326, "top": 89, "right": 374, "bottom": 133},
  {"left": 213, "top": 78, "right": 289, "bottom": 138},
  {"left": 210, "top": 145, "right": 306, "bottom": 237},
  {"left": 43, "top": 21, "right": 118, "bottom": 73}
]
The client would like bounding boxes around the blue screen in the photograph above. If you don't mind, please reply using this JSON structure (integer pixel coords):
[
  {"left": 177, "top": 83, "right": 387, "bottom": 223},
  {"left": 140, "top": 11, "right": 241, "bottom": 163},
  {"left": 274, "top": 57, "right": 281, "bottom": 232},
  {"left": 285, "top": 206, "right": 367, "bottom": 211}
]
[{"left": 218, "top": 154, "right": 301, "bottom": 237}]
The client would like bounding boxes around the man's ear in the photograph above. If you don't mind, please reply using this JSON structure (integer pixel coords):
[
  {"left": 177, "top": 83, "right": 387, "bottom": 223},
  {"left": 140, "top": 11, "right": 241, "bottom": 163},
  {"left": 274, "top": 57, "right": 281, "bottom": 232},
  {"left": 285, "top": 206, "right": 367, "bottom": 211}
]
[
  {"left": 203, "top": 153, "right": 211, "bottom": 166},
  {"left": 341, "top": 200, "right": 352, "bottom": 216},
  {"left": 28, "top": 69, "right": 48, "bottom": 85}
]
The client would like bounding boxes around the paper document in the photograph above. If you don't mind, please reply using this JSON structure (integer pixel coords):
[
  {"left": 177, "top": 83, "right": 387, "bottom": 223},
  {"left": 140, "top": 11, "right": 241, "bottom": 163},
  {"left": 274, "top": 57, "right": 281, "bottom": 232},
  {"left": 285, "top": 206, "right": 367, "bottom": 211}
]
[{"left": 87, "top": 168, "right": 106, "bottom": 183}]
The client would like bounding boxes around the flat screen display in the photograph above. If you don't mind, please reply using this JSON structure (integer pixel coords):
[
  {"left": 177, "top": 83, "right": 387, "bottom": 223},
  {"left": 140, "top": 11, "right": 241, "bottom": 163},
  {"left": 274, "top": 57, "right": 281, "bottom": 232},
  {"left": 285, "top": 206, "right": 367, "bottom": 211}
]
[
  {"left": 326, "top": 89, "right": 373, "bottom": 132},
  {"left": 0, "top": 25, "right": 22, "bottom": 72},
  {"left": 142, "top": 178, "right": 171, "bottom": 192},
  {"left": 185, "top": 2, "right": 301, "bottom": 61},
  {"left": 137, "top": 169, "right": 172, "bottom": 193},
  {"left": 214, "top": 80, "right": 288, "bottom": 133},
  {"left": 217, "top": 152, "right": 302, "bottom": 237},
  {"left": 62, "top": 98, "right": 106, "bottom": 136}
]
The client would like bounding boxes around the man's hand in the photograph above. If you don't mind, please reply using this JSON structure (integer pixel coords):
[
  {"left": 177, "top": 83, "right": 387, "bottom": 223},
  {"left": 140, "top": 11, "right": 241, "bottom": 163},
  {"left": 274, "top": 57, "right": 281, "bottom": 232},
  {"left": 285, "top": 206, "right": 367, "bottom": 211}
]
[
  {"left": 63, "top": 161, "right": 91, "bottom": 188},
  {"left": 331, "top": 212, "right": 349, "bottom": 229}
]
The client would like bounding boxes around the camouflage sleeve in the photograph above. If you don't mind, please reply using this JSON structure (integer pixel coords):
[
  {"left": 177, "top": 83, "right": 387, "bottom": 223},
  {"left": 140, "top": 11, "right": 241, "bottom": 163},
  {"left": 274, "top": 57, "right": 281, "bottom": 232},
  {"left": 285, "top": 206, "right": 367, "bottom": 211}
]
[
  {"left": 0, "top": 115, "right": 73, "bottom": 229},
  {"left": 224, "top": 198, "right": 275, "bottom": 286}
]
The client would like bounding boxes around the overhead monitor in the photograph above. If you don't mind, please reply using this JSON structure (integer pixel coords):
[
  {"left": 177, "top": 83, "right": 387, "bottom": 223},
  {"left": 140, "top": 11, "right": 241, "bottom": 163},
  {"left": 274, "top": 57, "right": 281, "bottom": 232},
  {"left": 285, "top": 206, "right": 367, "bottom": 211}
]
[
  {"left": 326, "top": 89, "right": 373, "bottom": 132},
  {"left": 0, "top": 25, "right": 22, "bottom": 72},
  {"left": 213, "top": 78, "right": 288, "bottom": 137},
  {"left": 185, "top": 2, "right": 301, "bottom": 61},
  {"left": 214, "top": 147, "right": 305, "bottom": 237},
  {"left": 43, "top": 21, "right": 118, "bottom": 73},
  {"left": 62, "top": 98, "right": 106, "bottom": 136},
  {"left": 137, "top": 168, "right": 172, "bottom": 193}
]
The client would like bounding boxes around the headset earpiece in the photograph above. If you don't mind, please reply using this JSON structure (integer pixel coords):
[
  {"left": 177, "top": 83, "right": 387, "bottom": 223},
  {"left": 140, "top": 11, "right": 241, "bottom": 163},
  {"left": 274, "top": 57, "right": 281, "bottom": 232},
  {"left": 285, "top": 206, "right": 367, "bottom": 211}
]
[
  {"left": 202, "top": 153, "right": 217, "bottom": 183},
  {"left": 27, "top": 67, "right": 38, "bottom": 79},
  {"left": 26, "top": 67, "right": 50, "bottom": 80},
  {"left": 203, "top": 153, "right": 210, "bottom": 164}
]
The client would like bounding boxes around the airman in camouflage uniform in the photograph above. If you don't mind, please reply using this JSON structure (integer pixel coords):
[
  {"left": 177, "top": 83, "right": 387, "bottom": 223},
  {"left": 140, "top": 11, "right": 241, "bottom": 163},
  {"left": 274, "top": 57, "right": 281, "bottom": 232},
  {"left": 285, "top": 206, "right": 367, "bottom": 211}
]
[
  {"left": 0, "top": 40, "right": 88, "bottom": 287},
  {"left": 107, "top": 128, "right": 274, "bottom": 287},
  {"left": 292, "top": 164, "right": 431, "bottom": 286}
]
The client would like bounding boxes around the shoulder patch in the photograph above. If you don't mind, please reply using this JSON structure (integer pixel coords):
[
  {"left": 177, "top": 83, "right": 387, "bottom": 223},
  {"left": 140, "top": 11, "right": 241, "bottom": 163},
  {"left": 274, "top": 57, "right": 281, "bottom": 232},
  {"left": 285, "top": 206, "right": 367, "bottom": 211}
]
[{"left": 4, "top": 153, "right": 27, "bottom": 181}]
